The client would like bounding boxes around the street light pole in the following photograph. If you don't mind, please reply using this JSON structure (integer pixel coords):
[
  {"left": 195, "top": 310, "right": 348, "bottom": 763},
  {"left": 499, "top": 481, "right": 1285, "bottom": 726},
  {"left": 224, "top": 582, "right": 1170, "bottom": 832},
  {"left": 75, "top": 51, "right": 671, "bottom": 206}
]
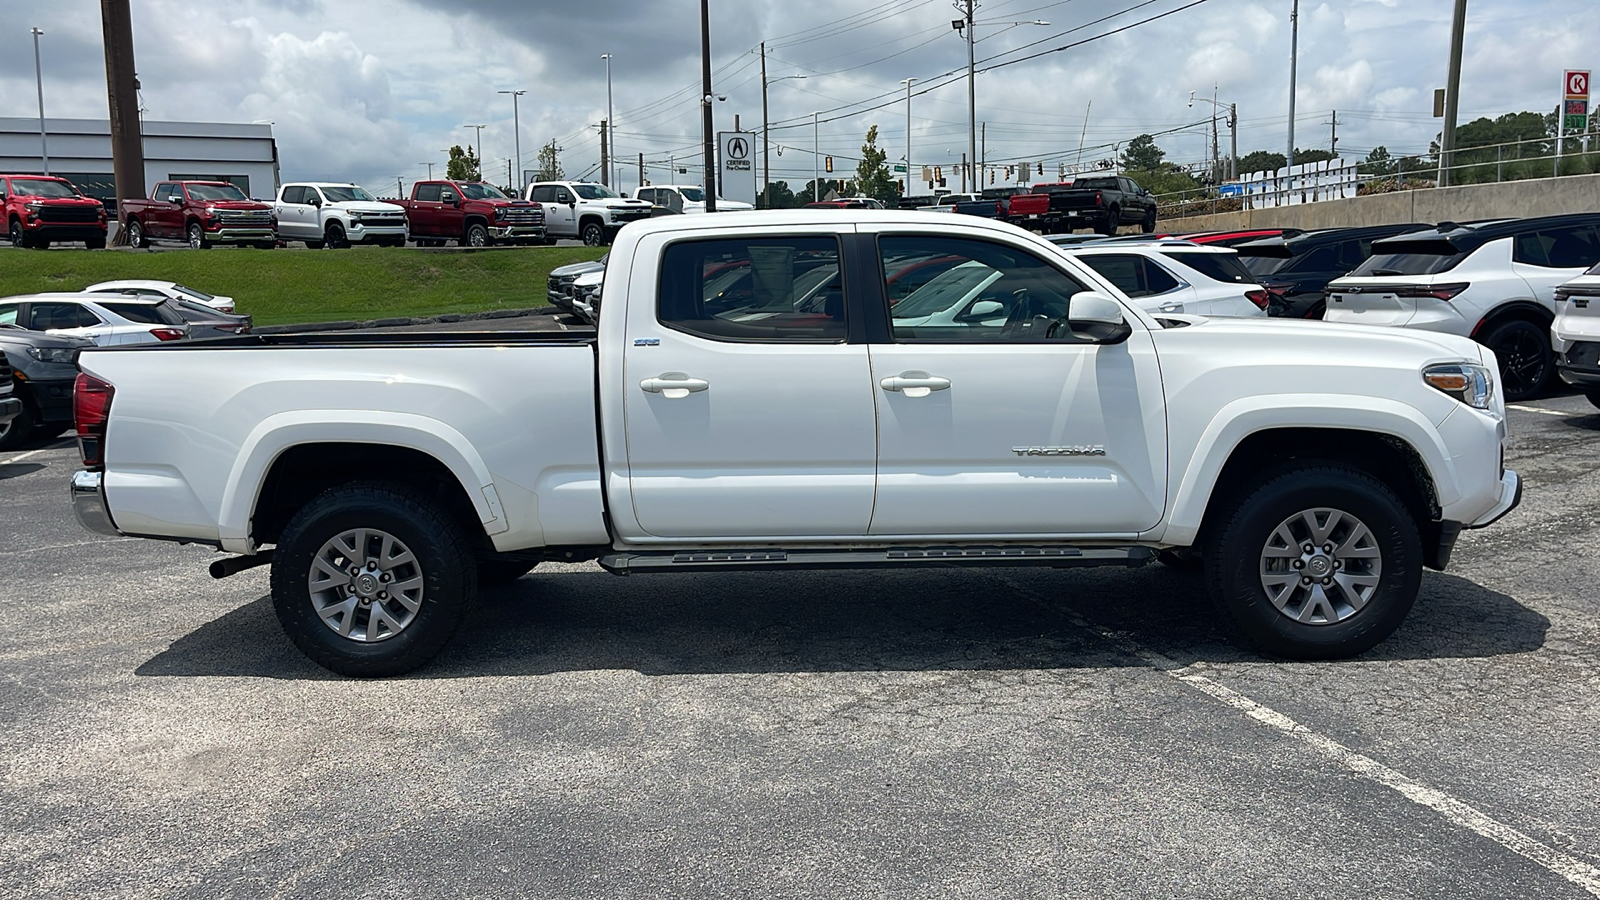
[
  {"left": 31, "top": 27, "right": 49, "bottom": 175},
  {"left": 763, "top": 66, "right": 807, "bottom": 210},
  {"left": 813, "top": 111, "right": 820, "bottom": 202},
  {"left": 602, "top": 54, "right": 616, "bottom": 188},
  {"left": 462, "top": 124, "right": 485, "bottom": 178},
  {"left": 961, "top": 0, "right": 975, "bottom": 193},
  {"left": 901, "top": 77, "right": 917, "bottom": 192},
  {"left": 1287, "top": 0, "right": 1299, "bottom": 167},
  {"left": 699, "top": 0, "right": 716, "bottom": 212},
  {"left": 498, "top": 89, "right": 526, "bottom": 189}
]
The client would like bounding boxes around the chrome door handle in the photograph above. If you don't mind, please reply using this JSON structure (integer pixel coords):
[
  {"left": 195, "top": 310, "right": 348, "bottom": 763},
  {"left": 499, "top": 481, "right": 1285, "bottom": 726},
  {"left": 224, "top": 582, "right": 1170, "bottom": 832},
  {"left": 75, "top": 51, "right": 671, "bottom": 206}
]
[
  {"left": 640, "top": 372, "right": 709, "bottom": 398},
  {"left": 1159, "top": 301, "right": 1184, "bottom": 312},
  {"left": 880, "top": 371, "right": 951, "bottom": 398}
]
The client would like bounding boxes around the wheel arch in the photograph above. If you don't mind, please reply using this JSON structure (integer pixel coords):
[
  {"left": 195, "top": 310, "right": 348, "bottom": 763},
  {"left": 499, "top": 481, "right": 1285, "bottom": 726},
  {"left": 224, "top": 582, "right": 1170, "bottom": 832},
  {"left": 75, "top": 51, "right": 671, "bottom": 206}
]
[
  {"left": 579, "top": 213, "right": 606, "bottom": 231},
  {"left": 1471, "top": 299, "right": 1553, "bottom": 339}
]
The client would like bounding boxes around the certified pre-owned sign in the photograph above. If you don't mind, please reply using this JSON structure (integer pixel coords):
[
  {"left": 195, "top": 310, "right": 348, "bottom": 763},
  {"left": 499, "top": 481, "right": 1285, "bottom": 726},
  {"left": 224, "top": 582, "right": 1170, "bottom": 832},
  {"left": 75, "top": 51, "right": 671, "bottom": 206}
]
[{"left": 718, "top": 131, "right": 758, "bottom": 206}]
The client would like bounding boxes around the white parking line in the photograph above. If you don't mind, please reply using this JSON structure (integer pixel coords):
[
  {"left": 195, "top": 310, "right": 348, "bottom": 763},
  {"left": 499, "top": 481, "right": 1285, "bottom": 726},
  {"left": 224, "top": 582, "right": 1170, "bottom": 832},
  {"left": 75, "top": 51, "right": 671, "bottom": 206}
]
[
  {"left": 993, "top": 573, "right": 1600, "bottom": 898},
  {"left": 1508, "top": 405, "right": 1576, "bottom": 417},
  {"left": 0, "top": 445, "right": 65, "bottom": 465}
]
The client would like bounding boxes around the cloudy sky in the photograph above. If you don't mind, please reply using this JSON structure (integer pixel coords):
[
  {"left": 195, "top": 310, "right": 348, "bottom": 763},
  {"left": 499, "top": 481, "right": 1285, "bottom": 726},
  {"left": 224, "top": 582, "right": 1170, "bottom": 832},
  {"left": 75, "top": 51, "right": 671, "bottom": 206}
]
[{"left": 0, "top": 0, "right": 1592, "bottom": 194}]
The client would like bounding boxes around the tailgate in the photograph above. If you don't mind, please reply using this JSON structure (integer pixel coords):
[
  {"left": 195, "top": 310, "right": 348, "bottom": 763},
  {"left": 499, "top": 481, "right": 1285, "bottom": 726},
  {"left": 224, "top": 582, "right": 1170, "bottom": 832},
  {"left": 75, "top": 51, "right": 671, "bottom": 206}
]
[{"left": 1325, "top": 284, "right": 1418, "bottom": 327}]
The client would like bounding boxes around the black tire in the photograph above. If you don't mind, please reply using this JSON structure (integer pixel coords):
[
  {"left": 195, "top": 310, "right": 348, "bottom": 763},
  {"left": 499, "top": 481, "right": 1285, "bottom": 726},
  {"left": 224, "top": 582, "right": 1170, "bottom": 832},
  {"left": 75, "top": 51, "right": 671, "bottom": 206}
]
[
  {"left": 1203, "top": 463, "right": 1422, "bottom": 660},
  {"left": 304, "top": 240, "right": 325, "bottom": 250},
  {"left": 1481, "top": 318, "right": 1552, "bottom": 401},
  {"left": 85, "top": 234, "right": 107, "bottom": 250},
  {"left": 270, "top": 482, "right": 478, "bottom": 677},
  {"left": 326, "top": 223, "right": 349, "bottom": 249},
  {"left": 542, "top": 237, "right": 558, "bottom": 246},
  {"left": 463, "top": 222, "right": 490, "bottom": 248},
  {"left": 126, "top": 219, "right": 148, "bottom": 249},
  {"left": 1098, "top": 209, "right": 1119, "bottom": 236},
  {"left": 1155, "top": 549, "right": 1204, "bottom": 573},
  {"left": 7, "top": 218, "right": 25, "bottom": 249},
  {"left": 580, "top": 220, "right": 606, "bottom": 246},
  {"left": 478, "top": 559, "right": 538, "bottom": 587},
  {"left": 187, "top": 222, "right": 210, "bottom": 250},
  {"left": 1140, "top": 207, "right": 1157, "bottom": 234},
  {"left": 255, "top": 241, "right": 277, "bottom": 250},
  {"left": 0, "top": 402, "right": 37, "bottom": 451}
]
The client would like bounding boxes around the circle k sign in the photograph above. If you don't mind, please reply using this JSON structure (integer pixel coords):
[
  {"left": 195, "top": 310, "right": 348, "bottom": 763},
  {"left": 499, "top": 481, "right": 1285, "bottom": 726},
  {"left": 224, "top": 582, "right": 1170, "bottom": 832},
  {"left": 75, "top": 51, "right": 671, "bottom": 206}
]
[{"left": 1566, "top": 70, "right": 1590, "bottom": 101}]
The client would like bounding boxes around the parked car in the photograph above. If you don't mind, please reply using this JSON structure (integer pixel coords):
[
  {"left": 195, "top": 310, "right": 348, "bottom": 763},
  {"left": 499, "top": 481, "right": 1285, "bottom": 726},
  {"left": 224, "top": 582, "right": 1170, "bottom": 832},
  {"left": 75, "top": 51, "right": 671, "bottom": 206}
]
[
  {"left": 524, "top": 181, "right": 652, "bottom": 246},
  {"left": 0, "top": 294, "right": 199, "bottom": 346},
  {"left": 73, "top": 210, "right": 1519, "bottom": 675},
  {"left": 2, "top": 174, "right": 108, "bottom": 249},
  {"left": 1056, "top": 240, "right": 1269, "bottom": 318},
  {"left": 275, "top": 183, "right": 408, "bottom": 248},
  {"left": 1550, "top": 261, "right": 1600, "bottom": 408},
  {"left": 631, "top": 185, "right": 754, "bottom": 214},
  {"left": 83, "top": 280, "right": 237, "bottom": 313},
  {"left": 570, "top": 268, "right": 604, "bottom": 323},
  {"left": 110, "top": 297, "right": 251, "bottom": 340},
  {"left": 1179, "top": 228, "right": 1305, "bottom": 248},
  {"left": 547, "top": 255, "right": 607, "bottom": 312},
  {"left": 0, "top": 323, "right": 90, "bottom": 450},
  {"left": 388, "top": 180, "right": 545, "bottom": 248},
  {"left": 0, "top": 350, "right": 21, "bottom": 432},
  {"left": 120, "top": 181, "right": 277, "bottom": 250},
  {"left": 1007, "top": 175, "right": 1158, "bottom": 236},
  {"left": 1325, "top": 214, "right": 1600, "bottom": 400},
  {"left": 1235, "top": 224, "right": 1431, "bottom": 319}
]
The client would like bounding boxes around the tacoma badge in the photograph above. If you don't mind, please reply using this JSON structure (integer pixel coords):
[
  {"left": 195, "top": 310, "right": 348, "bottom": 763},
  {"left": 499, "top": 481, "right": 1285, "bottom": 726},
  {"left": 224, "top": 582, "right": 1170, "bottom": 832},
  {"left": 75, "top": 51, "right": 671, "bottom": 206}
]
[{"left": 1012, "top": 446, "right": 1107, "bottom": 457}]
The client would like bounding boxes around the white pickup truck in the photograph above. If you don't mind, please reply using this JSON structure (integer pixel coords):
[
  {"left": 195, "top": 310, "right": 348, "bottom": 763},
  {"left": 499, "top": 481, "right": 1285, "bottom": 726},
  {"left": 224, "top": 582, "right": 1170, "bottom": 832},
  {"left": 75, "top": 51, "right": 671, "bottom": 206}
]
[
  {"left": 524, "top": 181, "right": 653, "bottom": 246},
  {"left": 70, "top": 211, "right": 1521, "bottom": 676}
]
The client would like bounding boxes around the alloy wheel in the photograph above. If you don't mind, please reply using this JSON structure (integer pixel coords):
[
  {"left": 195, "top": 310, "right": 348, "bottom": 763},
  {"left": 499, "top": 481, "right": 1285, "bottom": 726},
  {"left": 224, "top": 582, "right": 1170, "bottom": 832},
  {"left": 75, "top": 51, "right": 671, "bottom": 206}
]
[
  {"left": 307, "top": 527, "right": 426, "bottom": 642},
  {"left": 1258, "top": 507, "right": 1383, "bottom": 625}
]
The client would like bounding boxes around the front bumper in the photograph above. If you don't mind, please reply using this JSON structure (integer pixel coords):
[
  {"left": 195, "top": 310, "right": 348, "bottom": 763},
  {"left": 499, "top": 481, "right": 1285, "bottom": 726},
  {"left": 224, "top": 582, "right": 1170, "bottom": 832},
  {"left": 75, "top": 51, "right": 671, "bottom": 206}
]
[
  {"left": 26, "top": 222, "right": 108, "bottom": 241},
  {"left": 0, "top": 396, "right": 20, "bottom": 426},
  {"left": 72, "top": 469, "right": 120, "bottom": 536},
  {"left": 19, "top": 377, "right": 75, "bottom": 425},
  {"left": 1469, "top": 469, "right": 1522, "bottom": 528},
  {"left": 349, "top": 223, "right": 408, "bottom": 242},
  {"left": 494, "top": 225, "right": 546, "bottom": 240},
  {"left": 205, "top": 227, "right": 277, "bottom": 244}
]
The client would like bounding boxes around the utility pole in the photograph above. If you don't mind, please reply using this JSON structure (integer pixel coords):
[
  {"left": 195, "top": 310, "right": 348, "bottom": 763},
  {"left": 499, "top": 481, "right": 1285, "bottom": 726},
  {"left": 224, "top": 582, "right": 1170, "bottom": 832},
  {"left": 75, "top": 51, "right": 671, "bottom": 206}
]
[
  {"left": 901, "top": 77, "right": 917, "bottom": 195},
  {"left": 1287, "top": 0, "right": 1299, "bottom": 168},
  {"left": 762, "top": 43, "right": 769, "bottom": 208},
  {"left": 599, "top": 120, "right": 610, "bottom": 187},
  {"left": 31, "top": 27, "right": 49, "bottom": 174},
  {"left": 602, "top": 54, "right": 616, "bottom": 188},
  {"left": 462, "top": 124, "right": 484, "bottom": 176},
  {"left": 981, "top": 122, "right": 986, "bottom": 182},
  {"left": 422, "top": 162, "right": 434, "bottom": 179},
  {"left": 1229, "top": 102, "right": 1238, "bottom": 179},
  {"left": 100, "top": 0, "right": 144, "bottom": 242},
  {"left": 959, "top": 0, "right": 977, "bottom": 196},
  {"left": 498, "top": 89, "right": 526, "bottom": 189},
  {"left": 813, "top": 111, "right": 820, "bottom": 202},
  {"left": 1211, "top": 85, "right": 1220, "bottom": 182},
  {"left": 396, "top": 177, "right": 403, "bottom": 198},
  {"left": 1075, "top": 100, "right": 1091, "bottom": 171},
  {"left": 638, "top": 152, "right": 644, "bottom": 187},
  {"left": 1330, "top": 109, "right": 1339, "bottom": 156},
  {"left": 1439, "top": 0, "right": 1467, "bottom": 185},
  {"left": 699, "top": 0, "right": 717, "bottom": 212}
]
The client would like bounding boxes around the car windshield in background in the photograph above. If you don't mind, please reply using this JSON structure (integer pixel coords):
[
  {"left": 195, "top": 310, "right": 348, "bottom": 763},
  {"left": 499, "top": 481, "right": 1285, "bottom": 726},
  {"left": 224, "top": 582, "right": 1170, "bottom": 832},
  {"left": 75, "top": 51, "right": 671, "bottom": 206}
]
[
  {"left": 459, "top": 184, "right": 508, "bottom": 200},
  {"left": 11, "top": 179, "right": 81, "bottom": 199},
  {"left": 186, "top": 184, "right": 248, "bottom": 202},
  {"left": 574, "top": 184, "right": 622, "bottom": 200},
  {"left": 679, "top": 187, "right": 706, "bottom": 202},
  {"left": 1165, "top": 251, "right": 1259, "bottom": 284},
  {"left": 172, "top": 284, "right": 217, "bottom": 302},
  {"left": 322, "top": 186, "right": 377, "bottom": 203},
  {"left": 1349, "top": 251, "right": 1468, "bottom": 277},
  {"left": 1073, "top": 177, "right": 1119, "bottom": 190}
]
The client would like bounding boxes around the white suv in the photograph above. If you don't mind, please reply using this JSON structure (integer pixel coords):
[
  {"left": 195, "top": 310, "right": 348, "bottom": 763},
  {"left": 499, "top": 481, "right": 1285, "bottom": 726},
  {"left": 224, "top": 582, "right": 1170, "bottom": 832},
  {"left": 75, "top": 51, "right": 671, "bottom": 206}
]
[
  {"left": 1326, "top": 215, "right": 1600, "bottom": 400},
  {"left": 632, "top": 184, "right": 753, "bottom": 214},
  {"left": 1054, "top": 240, "right": 1269, "bottom": 318},
  {"left": 1552, "top": 261, "right": 1600, "bottom": 407},
  {"left": 524, "top": 181, "right": 653, "bottom": 246},
  {"left": 274, "top": 183, "right": 408, "bottom": 249}
]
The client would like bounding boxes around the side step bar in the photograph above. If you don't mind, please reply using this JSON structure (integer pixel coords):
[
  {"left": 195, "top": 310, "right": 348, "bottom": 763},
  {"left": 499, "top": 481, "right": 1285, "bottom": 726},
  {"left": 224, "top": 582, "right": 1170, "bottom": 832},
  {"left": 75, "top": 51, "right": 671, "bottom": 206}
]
[{"left": 599, "top": 545, "right": 1155, "bottom": 575}]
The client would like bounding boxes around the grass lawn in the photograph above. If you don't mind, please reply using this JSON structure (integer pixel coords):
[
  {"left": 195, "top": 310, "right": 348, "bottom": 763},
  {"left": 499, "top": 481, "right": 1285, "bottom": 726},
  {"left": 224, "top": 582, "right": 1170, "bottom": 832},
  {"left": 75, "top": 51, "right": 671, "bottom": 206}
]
[{"left": 0, "top": 245, "right": 606, "bottom": 326}]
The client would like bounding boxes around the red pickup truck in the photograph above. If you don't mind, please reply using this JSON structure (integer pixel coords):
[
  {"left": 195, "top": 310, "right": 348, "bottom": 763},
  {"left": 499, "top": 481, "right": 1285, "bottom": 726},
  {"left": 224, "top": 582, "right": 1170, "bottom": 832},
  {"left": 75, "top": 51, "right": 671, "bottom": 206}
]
[
  {"left": 389, "top": 180, "right": 546, "bottom": 247},
  {"left": 122, "top": 181, "right": 277, "bottom": 250},
  {"left": 2, "top": 174, "right": 108, "bottom": 249}
]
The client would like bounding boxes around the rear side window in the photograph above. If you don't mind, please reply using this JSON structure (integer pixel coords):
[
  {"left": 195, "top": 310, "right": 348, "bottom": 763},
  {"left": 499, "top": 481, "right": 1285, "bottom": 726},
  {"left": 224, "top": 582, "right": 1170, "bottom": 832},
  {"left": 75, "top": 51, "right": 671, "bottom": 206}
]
[
  {"left": 1163, "top": 251, "right": 1258, "bottom": 285},
  {"left": 1350, "top": 250, "right": 1467, "bottom": 276},
  {"left": 657, "top": 237, "right": 846, "bottom": 342},
  {"left": 102, "top": 302, "right": 183, "bottom": 325},
  {"left": 415, "top": 183, "right": 442, "bottom": 202},
  {"left": 1514, "top": 225, "right": 1600, "bottom": 269},
  {"left": 28, "top": 303, "right": 102, "bottom": 330}
]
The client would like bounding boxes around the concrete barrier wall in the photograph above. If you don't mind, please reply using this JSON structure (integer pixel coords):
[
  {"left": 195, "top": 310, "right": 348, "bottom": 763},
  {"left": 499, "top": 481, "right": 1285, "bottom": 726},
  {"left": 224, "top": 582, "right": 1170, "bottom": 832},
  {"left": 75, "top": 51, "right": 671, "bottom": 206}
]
[{"left": 1163, "top": 171, "right": 1600, "bottom": 233}]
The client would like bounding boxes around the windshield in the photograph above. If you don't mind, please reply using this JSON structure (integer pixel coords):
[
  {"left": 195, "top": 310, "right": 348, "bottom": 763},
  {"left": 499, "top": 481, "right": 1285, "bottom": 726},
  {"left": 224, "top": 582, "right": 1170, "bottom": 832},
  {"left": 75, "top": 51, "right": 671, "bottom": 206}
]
[
  {"left": 321, "top": 186, "right": 377, "bottom": 203},
  {"left": 1073, "top": 177, "right": 1120, "bottom": 190},
  {"left": 458, "top": 183, "right": 508, "bottom": 200},
  {"left": 172, "top": 284, "right": 216, "bottom": 302},
  {"left": 10, "top": 178, "right": 81, "bottom": 199},
  {"left": 891, "top": 262, "right": 1002, "bottom": 318},
  {"left": 186, "top": 183, "right": 249, "bottom": 202},
  {"left": 573, "top": 183, "right": 621, "bottom": 200},
  {"left": 678, "top": 187, "right": 706, "bottom": 202}
]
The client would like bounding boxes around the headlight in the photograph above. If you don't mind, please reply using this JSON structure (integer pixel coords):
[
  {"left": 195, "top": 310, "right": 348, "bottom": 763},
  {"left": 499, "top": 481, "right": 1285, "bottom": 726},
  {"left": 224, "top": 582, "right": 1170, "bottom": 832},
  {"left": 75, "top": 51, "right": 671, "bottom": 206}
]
[
  {"left": 26, "top": 201, "right": 44, "bottom": 211},
  {"left": 1423, "top": 362, "right": 1493, "bottom": 409},
  {"left": 349, "top": 212, "right": 365, "bottom": 222},
  {"left": 26, "top": 346, "right": 77, "bottom": 364}
]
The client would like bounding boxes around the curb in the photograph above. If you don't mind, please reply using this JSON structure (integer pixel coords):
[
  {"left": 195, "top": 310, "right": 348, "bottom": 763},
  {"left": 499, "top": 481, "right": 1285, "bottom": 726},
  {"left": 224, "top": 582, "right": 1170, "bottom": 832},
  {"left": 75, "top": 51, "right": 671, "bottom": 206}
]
[{"left": 257, "top": 307, "right": 557, "bottom": 335}]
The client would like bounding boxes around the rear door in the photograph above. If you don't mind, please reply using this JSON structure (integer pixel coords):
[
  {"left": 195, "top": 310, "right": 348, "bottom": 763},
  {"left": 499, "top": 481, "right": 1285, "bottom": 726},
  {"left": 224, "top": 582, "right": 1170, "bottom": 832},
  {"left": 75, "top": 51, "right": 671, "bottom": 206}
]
[
  {"left": 618, "top": 227, "right": 875, "bottom": 539},
  {"left": 1511, "top": 224, "right": 1600, "bottom": 308}
]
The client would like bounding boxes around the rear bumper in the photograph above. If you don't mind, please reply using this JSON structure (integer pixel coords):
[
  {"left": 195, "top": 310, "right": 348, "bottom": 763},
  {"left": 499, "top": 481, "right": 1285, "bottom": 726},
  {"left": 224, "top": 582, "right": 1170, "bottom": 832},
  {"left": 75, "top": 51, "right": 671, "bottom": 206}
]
[
  {"left": 71, "top": 469, "right": 120, "bottom": 536},
  {"left": 0, "top": 396, "right": 20, "bottom": 426},
  {"left": 1556, "top": 340, "right": 1600, "bottom": 388}
]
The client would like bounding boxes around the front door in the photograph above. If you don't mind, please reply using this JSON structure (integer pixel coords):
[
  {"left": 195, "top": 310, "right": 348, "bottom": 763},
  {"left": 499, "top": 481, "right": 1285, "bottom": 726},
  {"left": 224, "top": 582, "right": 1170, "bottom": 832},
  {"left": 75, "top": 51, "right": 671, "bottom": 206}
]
[
  {"left": 545, "top": 187, "right": 577, "bottom": 237},
  {"left": 619, "top": 228, "right": 876, "bottom": 539},
  {"left": 861, "top": 230, "right": 1168, "bottom": 537}
]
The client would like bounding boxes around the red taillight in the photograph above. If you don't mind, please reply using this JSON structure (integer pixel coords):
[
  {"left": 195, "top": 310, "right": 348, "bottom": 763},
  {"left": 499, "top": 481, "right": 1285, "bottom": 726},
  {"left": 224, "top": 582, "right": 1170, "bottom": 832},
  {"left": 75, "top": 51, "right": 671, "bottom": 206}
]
[
  {"left": 74, "top": 373, "right": 114, "bottom": 468},
  {"left": 1094, "top": 192, "right": 1104, "bottom": 206},
  {"left": 149, "top": 327, "right": 186, "bottom": 341},
  {"left": 1393, "top": 282, "right": 1469, "bottom": 302},
  {"left": 1245, "top": 289, "right": 1271, "bottom": 310}
]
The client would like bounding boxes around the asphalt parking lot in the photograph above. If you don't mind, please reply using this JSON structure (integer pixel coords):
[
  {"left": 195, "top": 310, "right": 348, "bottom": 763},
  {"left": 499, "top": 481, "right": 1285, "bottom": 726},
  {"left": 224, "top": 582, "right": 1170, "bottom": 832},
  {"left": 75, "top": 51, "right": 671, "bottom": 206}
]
[{"left": 2, "top": 384, "right": 1598, "bottom": 898}]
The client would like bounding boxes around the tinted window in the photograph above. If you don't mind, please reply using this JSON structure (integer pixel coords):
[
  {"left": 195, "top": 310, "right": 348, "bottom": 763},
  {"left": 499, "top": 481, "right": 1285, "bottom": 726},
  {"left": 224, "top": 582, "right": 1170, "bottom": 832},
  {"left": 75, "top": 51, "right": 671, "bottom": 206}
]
[
  {"left": 280, "top": 186, "right": 303, "bottom": 204},
  {"left": 636, "top": 189, "right": 655, "bottom": 204},
  {"left": 1292, "top": 245, "right": 1341, "bottom": 273},
  {"left": 28, "top": 303, "right": 102, "bottom": 330},
  {"left": 1337, "top": 240, "right": 1368, "bottom": 270},
  {"left": 1242, "top": 255, "right": 1289, "bottom": 276},
  {"left": 658, "top": 237, "right": 846, "bottom": 342},
  {"left": 415, "top": 183, "right": 443, "bottom": 202},
  {"left": 0, "top": 304, "right": 17, "bottom": 326},
  {"left": 1350, "top": 251, "right": 1467, "bottom": 276},
  {"left": 1515, "top": 225, "right": 1600, "bottom": 269},
  {"left": 1163, "top": 251, "right": 1258, "bottom": 285},
  {"left": 1080, "top": 255, "right": 1178, "bottom": 297},
  {"left": 321, "top": 186, "right": 375, "bottom": 203},
  {"left": 102, "top": 303, "right": 183, "bottom": 325},
  {"left": 1074, "top": 177, "right": 1119, "bottom": 190},
  {"left": 528, "top": 185, "right": 555, "bottom": 202},
  {"left": 882, "top": 236, "right": 1095, "bottom": 343}
]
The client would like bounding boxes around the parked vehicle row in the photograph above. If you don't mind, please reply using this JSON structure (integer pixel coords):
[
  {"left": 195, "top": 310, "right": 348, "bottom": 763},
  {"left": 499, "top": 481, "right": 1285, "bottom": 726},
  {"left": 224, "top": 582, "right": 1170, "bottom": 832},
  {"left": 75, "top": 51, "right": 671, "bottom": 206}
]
[
  {"left": 276, "top": 183, "right": 408, "bottom": 248},
  {"left": 122, "top": 181, "right": 277, "bottom": 250}
]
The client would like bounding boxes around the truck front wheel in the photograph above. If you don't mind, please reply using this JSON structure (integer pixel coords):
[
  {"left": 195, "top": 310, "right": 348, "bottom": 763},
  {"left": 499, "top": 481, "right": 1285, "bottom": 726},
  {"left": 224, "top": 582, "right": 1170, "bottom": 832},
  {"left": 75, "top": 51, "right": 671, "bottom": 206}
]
[
  {"left": 580, "top": 220, "right": 606, "bottom": 246},
  {"left": 271, "top": 481, "right": 478, "bottom": 677},
  {"left": 463, "top": 223, "right": 490, "bottom": 247},
  {"left": 8, "top": 218, "right": 28, "bottom": 249},
  {"left": 1203, "top": 463, "right": 1422, "bottom": 659},
  {"left": 1141, "top": 207, "right": 1157, "bottom": 234},
  {"left": 326, "top": 222, "right": 349, "bottom": 249},
  {"left": 187, "top": 222, "right": 210, "bottom": 250}
]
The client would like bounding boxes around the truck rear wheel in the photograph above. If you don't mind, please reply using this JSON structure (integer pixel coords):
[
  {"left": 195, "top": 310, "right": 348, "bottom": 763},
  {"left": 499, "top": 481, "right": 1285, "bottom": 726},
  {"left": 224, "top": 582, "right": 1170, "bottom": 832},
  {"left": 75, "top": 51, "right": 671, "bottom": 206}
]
[
  {"left": 1098, "top": 208, "right": 1120, "bottom": 236},
  {"left": 1203, "top": 463, "right": 1422, "bottom": 659},
  {"left": 271, "top": 481, "right": 478, "bottom": 677},
  {"left": 0, "top": 400, "right": 37, "bottom": 450}
]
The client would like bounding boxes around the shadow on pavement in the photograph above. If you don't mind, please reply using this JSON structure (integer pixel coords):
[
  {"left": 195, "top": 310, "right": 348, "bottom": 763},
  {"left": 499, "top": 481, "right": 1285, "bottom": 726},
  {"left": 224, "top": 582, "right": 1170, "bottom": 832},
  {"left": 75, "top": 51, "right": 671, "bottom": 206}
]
[
  {"left": 0, "top": 462, "right": 47, "bottom": 479},
  {"left": 136, "top": 565, "right": 1547, "bottom": 680}
]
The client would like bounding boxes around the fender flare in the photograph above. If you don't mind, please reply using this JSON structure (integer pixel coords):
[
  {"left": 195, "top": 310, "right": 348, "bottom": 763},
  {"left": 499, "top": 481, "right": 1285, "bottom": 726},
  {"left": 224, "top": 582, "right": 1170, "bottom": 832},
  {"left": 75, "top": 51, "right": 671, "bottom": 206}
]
[
  {"left": 216, "top": 410, "right": 511, "bottom": 553},
  {"left": 1154, "top": 394, "right": 1459, "bottom": 547}
]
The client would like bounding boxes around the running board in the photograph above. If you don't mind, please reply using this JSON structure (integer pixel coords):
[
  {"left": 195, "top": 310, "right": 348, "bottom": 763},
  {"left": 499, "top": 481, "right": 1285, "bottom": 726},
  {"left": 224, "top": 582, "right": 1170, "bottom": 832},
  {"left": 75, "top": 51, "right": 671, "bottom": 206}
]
[{"left": 598, "top": 545, "right": 1155, "bottom": 575}]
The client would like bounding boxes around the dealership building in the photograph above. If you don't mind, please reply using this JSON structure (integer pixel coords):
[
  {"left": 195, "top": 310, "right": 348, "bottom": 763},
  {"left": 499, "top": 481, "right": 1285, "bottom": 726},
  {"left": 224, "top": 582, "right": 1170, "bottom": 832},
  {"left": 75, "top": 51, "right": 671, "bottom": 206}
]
[{"left": 0, "top": 117, "right": 279, "bottom": 207}]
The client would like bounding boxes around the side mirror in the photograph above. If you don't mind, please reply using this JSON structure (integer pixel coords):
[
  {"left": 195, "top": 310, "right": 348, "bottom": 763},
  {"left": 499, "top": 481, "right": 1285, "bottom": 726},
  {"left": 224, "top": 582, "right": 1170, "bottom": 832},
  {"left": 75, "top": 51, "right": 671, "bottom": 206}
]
[
  {"left": 168, "top": 195, "right": 184, "bottom": 204},
  {"left": 957, "top": 299, "right": 1006, "bottom": 322},
  {"left": 1063, "top": 291, "right": 1134, "bottom": 344},
  {"left": 308, "top": 196, "right": 321, "bottom": 208},
  {"left": 440, "top": 191, "right": 456, "bottom": 204}
]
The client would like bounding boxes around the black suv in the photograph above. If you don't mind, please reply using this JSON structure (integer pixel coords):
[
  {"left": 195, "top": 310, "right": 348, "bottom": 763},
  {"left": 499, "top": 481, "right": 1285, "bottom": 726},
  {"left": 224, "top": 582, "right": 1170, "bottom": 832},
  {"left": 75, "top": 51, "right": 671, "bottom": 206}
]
[{"left": 1236, "top": 223, "right": 1430, "bottom": 318}]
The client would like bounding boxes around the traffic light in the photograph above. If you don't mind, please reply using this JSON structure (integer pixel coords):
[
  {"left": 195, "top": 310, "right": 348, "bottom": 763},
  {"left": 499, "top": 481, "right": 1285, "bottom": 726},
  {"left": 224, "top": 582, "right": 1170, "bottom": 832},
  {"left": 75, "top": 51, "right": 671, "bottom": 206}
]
[
  {"left": 988, "top": 168, "right": 995, "bottom": 184},
  {"left": 824, "top": 156, "right": 833, "bottom": 173},
  {"left": 1038, "top": 161, "right": 1044, "bottom": 175}
]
